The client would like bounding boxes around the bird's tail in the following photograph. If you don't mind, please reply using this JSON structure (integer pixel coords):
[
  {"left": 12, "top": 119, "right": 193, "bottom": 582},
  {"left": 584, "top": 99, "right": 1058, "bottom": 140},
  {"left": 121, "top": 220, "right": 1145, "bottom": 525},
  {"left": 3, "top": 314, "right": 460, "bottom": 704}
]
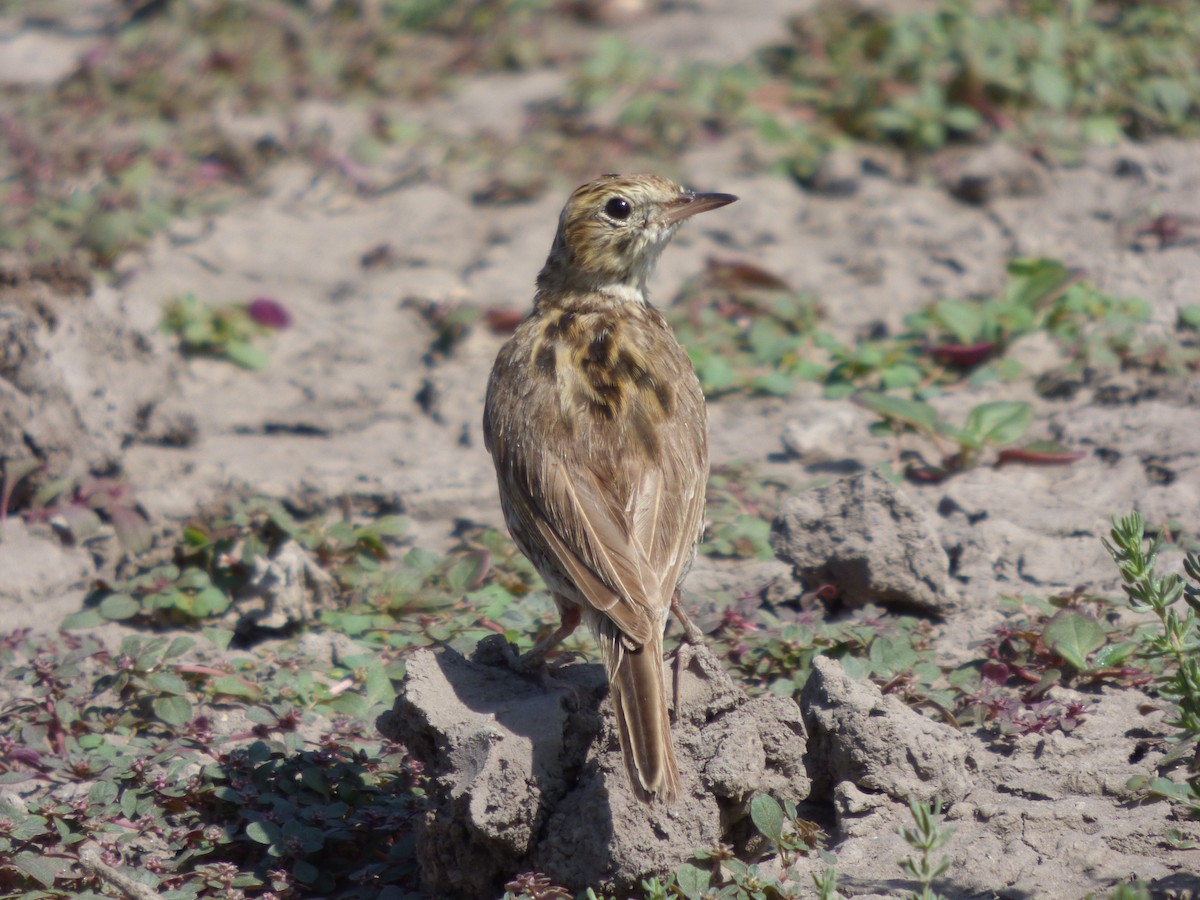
[{"left": 606, "top": 627, "right": 681, "bottom": 803}]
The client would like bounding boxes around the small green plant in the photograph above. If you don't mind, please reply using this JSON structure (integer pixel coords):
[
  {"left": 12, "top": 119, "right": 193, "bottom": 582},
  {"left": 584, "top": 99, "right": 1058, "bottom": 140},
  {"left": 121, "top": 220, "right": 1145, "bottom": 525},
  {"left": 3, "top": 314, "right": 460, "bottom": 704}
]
[
  {"left": 672, "top": 795, "right": 824, "bottom": 899},
  {"left": 161, "top": 294, "right": 291, "bottom": 369},
  {"left": 1105, "top": 884, "right": 1152, "bottom": 900},
  {"left": 1104, "top": 512, "right": 1200, "bottom": 825},
  {"left": 766, "top": 0, "right": 1200, "bottom": 161},
  {"left": 750, "top": 793, "right": 819, "bottom": 865},
  {"left": 960, "top": 591, "right": 1150, "bottom": 737},
  {"left": 899, "top": 797, "right": 955, "bottom": 900},
  {"left": 0, "top": 629, "right": 422, "bottom": 896},
  {"left": 811, "top": 856, "right": 842, "bottom": 900},
  {"left": 70, "top": 498, "right": 554, "bottom": 662},
  {"left": 667, "top": 259, "right": 823, "bottom": 399},
  {"left": 501, "top": 871, "right": 572, "bottom": 900},
  {"left": 712, "top": 602, "right": 954, "bottom": 716},
  {"left": 22, "top": 474, "right": 154, "bottom": 555},
  {"left": 702, "top": 464, "right": 791, "bottom": 561},
  {"left": 861, "top": 395, "right": 1037, "bottom": 479}
]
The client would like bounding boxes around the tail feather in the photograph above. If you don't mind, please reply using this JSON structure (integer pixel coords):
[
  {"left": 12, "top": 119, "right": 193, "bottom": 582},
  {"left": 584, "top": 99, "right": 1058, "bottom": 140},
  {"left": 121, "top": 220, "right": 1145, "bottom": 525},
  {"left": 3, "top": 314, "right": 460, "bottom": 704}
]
[{"left": 607, "top": 630, "right": 681, "bottom": 803}]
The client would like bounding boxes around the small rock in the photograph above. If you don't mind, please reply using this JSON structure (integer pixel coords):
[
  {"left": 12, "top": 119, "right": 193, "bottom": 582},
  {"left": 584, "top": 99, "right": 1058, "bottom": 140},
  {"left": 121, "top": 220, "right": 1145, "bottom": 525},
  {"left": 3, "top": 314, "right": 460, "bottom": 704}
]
[
  {"left": 0, "top": 519, "right": 92, "bottom": 604},
  {"left": 798, "top": 148, "right": 865, "bottom": 197},
  {"left": 771, "top": 469, "right": 956, "bottom": 615},
  {"left": 232, "top": 540, "right": 338, "bottom": 631},
  {"left": 939, "top": 143, "right": 1045, "bottom": 205},
  {"left": 780, "top": 401, "right": 870, "bottom": 467}
]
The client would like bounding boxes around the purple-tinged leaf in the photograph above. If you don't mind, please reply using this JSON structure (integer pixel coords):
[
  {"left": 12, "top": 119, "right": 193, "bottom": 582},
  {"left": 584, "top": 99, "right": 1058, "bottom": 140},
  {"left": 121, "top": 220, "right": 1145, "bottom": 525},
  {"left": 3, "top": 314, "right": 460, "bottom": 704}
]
[
  {"left": 110, "top": 504, "right": 154, "bottom": 555},
  {"left": 248, "top": 296, "right": 292, "bottom": 329},
  {"left": 927, "top": 341, "right": 995, "bottom": 368},
  {"left": 997, "top": 443, "right": 1086, "bottom": 466}
]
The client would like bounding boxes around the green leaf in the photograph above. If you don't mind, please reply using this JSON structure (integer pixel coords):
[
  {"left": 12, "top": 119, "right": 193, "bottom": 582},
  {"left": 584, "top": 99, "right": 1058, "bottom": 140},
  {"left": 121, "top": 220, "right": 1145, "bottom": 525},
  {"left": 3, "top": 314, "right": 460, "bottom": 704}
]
[
  {"left": 674, "top": 863, "right": 711, "bottom": 900},
  {"left": 879, "top": 363, "right": 923, "bottom": 390},
  {"left": 292, "top": 859, "right": 319, "bottom": 884},
  {"left": 1090, "top": 640, "right": 1137, "bottom": 668},
  {"left": 1005, "top": 258, "right": 1071, "bottom": 309},
  {"left": 224, "top": 340, "right": 270, "bottom": 370},
  {"left": 859, "top": 392, "right": 939, "bottom": 434},
  {"left": 943, "top": 104, "right": 983, "bottom": 133},
  {"left": 447, "top": 551, "right": 488, "bottom": 594},
  {"left": 932, "top": 298, "right": 984, "bottom": 344},
  {"left": 210, "top": 675, "right": 260, "bottom": 699},
  {"left": 1043, "top": 609, "right": 1105, "bottom": 672},
  {"left": 1179, "top": 305, "right": 1200, "bottom": 330},
  {"left": 1146, "top": 777, "right": 1198, "bottom": 804},
  {"left": 153, "top": 694, "right": 193, "bottom": 727},
  {"left": 962, "top": 401, "right": 1031, "bottom": 447},
  {"left": 324, "top": 612, "right": 376, "bottom": 636},
  {"left": 1080, "top": 116, "right": 1123, "bottom": 145},
  {"left": 365, "top": 661, "right": 394, "bottom": 706},
  {"left": 868, "top": 635, "right": 919, "bottom": 677},
  {"left": 121, "top": 787, "right": 141, "bottom": 819},
  {"left": 750, "top": 793, "right": 785, "bottom": 845},
  {"left": 164, "top": 636, "right": 196, "bottom": 659},
  {"left": 246, "top": 820, "right": 281, "bottom": 845},
  {"left": 61, "top": 608, "right": 105, "bottom": 630},
  {"left": 177, "top": 568, "right": 213, "bottom": 590},
  {"left": 1165, "top": 828, "right": 1199, "bottom": 850},
  {"left": 147, "top": 672, "right": 190, "bottom": 695},
  {"left": 12, "top": 851, "right": 67, "bottom": 887},
  {"left": 697, "top": 354, "right": 737, "bottom": 394},
  {"left": 89, "top": 780, "right": 119, "bottom": 807},
  {"left": 369, "top": 514, "right": 409, "bottom": 536},
  {"left": 204, "top": 627, "right": 235, "bottom": 650},
  {"left": 469, "top": 583, "right": 515, "bottom": 620},
  {"left": 1031, "top": 63, "right": 1072, "bottom": 110},
  {"left": 283, "top": 820, "right": 326, "bottom": 853},
  {"left": 99, "top": 592, "right": 141, "bottom": 621},
  {"left": 193, "top": 586, "right": 231, "bottom": 617},
  {"left": 749, "top": 371, "right": 796, "bottom": 396}
]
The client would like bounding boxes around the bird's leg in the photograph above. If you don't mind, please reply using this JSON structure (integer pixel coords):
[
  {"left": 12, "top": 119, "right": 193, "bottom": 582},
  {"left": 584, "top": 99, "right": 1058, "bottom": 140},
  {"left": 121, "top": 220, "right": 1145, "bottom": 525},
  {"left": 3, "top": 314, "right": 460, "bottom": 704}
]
[
  {"left": 515, "top": 600, "right": 582, "bottom": 673},
  {"left": 670, "top": 590, "right": 705, "bottom": 644},
  {"left": 669, "top": 589, "right": 705, "bottom": 718}
]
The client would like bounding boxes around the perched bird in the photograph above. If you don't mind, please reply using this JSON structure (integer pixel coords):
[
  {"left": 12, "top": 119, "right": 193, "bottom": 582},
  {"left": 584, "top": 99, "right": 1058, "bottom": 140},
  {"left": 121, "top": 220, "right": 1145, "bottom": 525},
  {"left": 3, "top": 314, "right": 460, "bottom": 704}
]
[{"left": 483, "top": 174, "right": 737, "bottom": 803}]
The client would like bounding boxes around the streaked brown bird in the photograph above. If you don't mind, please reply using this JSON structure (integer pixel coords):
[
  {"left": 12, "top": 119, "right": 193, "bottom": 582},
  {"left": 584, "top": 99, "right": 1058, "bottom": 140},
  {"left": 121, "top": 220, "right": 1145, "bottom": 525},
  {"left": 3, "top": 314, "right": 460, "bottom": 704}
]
[{"left": 483, "top": 174, "right": 737, "bottom": 803}]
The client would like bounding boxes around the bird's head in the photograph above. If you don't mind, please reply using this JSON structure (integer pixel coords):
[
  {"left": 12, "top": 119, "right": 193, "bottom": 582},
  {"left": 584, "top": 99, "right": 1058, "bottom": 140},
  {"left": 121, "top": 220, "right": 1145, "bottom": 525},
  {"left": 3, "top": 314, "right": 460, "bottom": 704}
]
[{"left": 538, "top": 174, "right": 737, "bottom": 299}]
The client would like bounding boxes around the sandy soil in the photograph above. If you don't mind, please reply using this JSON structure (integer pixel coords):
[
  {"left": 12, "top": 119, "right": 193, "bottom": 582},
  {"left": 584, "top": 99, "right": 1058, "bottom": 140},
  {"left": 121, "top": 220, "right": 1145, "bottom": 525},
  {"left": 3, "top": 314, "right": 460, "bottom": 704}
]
[{"left": 3, "top": 1, "right": 1200, "bottom": 897}]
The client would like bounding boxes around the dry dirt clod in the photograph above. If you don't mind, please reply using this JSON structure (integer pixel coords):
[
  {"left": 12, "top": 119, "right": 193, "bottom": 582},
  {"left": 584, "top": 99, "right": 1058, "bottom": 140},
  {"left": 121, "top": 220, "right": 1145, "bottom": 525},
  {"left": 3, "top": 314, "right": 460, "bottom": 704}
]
[
  {"left": 800, "top": 655, "right": 973, "bottom": 827},
  {"left": 379, "top": 637, "right": 810, "bottom": 898},
  {"left": 232, "top": 539, "right": 339, "bottom": 633},
  {"left": 771, "top": 468, "right": 957, "bottom": 616}
]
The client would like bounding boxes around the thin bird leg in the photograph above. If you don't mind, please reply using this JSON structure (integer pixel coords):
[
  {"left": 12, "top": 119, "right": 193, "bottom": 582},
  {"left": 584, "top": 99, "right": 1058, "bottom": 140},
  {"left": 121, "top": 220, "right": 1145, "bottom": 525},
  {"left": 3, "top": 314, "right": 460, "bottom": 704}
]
[
  {"left": 518, "top": 600, "right": 582, "bottom": 671},
  {"left": 669, "top": 590, "right": 704, "bottom": 644},
  {"left": 669, "top": 589, "right": 705, "bottom": 718}
]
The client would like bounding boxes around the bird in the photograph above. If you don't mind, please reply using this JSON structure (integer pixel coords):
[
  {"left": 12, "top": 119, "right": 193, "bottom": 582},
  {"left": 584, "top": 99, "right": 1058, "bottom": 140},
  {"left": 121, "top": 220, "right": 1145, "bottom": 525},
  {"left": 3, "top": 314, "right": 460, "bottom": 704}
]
[{"left": 482, "top": 173, "right": 737, "bottom": 803}]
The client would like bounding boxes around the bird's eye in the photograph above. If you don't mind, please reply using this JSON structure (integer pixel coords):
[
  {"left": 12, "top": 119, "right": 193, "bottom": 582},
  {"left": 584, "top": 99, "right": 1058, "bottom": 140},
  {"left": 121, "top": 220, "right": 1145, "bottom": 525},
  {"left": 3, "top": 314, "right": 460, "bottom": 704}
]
[{"left": 605, "top": 197, "right": 632, "bottom": 220}]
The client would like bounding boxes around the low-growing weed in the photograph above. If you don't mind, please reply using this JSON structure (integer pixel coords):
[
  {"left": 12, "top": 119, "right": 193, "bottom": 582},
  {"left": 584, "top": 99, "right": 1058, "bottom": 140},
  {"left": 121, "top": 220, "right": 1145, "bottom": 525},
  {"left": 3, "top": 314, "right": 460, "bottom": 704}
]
[
  {"left": 162, "top": 294, "right": 291, "bottom": 370},
  {"left": 15, "top": 473, "right": 154, "bottom": 555},
  {"left": 899, "top": 798, "right": 955, "bottom": 900},
  {"left": 1104, "top": 512, "right": 1200, "bottom": 832},
  {"left": 70, "top": 498, "right": 556, "bottom": 661},
  {"left": 0, "top": 629, "right": 423, "bottom": 896},
  {"left": 702, "top": 463, "right": 792, "bottom": 561},
  {"left": 667, "top": 259, "right": 824, "bottom": 398}
]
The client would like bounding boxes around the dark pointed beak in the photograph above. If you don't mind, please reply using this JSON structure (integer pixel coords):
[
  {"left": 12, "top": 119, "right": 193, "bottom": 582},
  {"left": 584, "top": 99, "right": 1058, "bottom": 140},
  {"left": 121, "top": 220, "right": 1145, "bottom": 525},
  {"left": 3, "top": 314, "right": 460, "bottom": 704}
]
[{"left": 661, "top": 191, "right": 738, "bottom": 226}]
